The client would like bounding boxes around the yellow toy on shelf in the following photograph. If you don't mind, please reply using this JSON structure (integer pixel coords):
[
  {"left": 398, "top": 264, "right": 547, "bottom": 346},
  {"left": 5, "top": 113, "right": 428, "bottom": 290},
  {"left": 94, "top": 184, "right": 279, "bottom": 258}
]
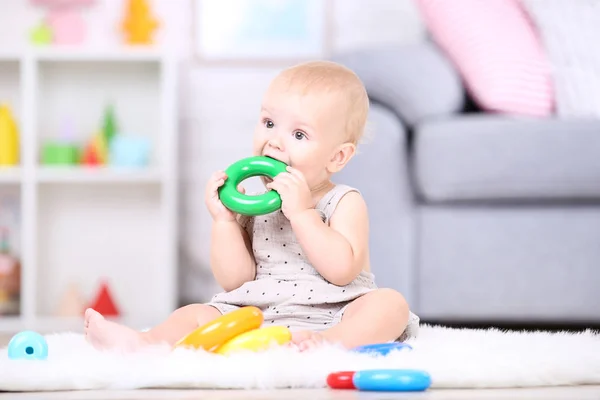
[
  {"left": 0, "top": 104, "right": 19, "bottom": 166},
  {"left": 121, "top": 0, "right": 159, "bottom": 45}
]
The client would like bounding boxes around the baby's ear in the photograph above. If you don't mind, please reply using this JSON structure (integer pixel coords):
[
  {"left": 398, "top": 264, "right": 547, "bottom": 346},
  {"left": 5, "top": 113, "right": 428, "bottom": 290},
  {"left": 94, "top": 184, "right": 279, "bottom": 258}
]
[{"left": 328, "top": 142, "right": 356, "bottom": 173}]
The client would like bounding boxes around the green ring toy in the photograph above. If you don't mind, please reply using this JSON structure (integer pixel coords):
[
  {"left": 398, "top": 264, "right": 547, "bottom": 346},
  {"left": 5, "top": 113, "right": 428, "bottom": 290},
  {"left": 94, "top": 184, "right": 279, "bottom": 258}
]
[{"left": 218, "top": 156, "right": 288, "bottom": 216}]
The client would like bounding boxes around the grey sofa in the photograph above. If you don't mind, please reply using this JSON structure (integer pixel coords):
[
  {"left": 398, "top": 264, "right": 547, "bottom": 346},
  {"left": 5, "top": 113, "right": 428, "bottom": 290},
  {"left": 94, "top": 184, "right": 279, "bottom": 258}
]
[{"left": 333, "top": 43, "right": 600, "bottom": 325}]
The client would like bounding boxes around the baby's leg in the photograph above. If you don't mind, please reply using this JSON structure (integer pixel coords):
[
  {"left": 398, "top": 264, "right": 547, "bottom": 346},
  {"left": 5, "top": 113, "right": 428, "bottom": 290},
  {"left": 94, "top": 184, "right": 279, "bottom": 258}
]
[
  {"left": 85, "top": 304, "right": 221, "bottom": 352},
  {"left": 292, "top": 288, "right": 409, "bottom": 350}
]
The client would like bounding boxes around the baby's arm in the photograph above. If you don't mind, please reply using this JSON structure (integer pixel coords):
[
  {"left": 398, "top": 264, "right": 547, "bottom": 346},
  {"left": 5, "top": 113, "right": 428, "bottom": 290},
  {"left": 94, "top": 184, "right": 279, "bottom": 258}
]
[
  {"left": 205, "top": 170, "right": 255, "bottom": 292},
  {"left": 210, "top": 218, "right": 255, "bottom": 291},
  {"left": 290, "top": 191, "right": 368, "bottom": 286}
]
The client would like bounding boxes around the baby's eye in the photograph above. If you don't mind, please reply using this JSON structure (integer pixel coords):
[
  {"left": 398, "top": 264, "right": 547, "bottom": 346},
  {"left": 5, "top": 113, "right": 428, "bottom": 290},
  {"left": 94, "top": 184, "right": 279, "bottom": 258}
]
[
  {"left": 264, "top": 119, "right": 274, "bottom": 129},
  {"left": 293, "top": 131, "right": 306, "bottom": 140}
]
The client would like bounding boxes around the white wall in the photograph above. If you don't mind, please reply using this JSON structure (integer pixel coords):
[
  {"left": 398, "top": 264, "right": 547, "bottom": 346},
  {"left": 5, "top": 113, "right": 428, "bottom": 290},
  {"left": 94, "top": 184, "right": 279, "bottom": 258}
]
[{"left": 0, "top": 0, "right": 425, "bottom": 304}]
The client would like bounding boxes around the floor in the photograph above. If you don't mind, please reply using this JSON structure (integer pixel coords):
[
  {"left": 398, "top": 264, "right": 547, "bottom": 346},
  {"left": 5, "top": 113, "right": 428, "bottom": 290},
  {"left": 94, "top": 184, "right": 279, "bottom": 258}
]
[{"left": 1, "top": 386, "right": 600, "bottom": 399}]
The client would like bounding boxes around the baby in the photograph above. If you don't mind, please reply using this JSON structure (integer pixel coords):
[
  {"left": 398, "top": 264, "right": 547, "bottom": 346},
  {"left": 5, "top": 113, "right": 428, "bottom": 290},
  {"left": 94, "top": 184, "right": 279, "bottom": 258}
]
[{"left": 84, "top": 60, "right": 419, "bottom": 352}]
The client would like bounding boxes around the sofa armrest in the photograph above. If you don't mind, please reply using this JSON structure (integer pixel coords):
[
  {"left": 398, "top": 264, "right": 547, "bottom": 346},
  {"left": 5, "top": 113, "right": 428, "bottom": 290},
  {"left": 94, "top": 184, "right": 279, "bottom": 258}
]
[
  {"left": 332, "top": 42, "right": 465, "bottom": 127},
  {"left": 334, "top": 104, "right": 417, "bottom": 307}
]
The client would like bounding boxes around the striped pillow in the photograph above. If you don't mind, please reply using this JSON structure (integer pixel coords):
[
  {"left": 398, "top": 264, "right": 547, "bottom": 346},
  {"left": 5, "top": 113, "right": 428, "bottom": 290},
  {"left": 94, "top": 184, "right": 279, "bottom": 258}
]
[{"left": 415, "top": 0, "right": 554, "bottom": 117}]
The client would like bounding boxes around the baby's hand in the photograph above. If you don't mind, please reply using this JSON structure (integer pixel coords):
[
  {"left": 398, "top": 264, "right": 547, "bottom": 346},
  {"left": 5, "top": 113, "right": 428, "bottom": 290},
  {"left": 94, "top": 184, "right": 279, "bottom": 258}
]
[
  {"left": 205, "top": 170, "right": 245, "bottom": 222},
  {"left": 266, "top": 166, "right": 312, "bottom": 221}
]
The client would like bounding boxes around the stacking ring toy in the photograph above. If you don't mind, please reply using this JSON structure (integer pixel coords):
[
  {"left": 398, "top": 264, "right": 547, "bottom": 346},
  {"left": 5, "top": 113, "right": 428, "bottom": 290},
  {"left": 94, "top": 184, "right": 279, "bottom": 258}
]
[
  {"left": 353, "top": 369, "right": 431, "bottom": 392},
  {"left": 174, "top": 306, "right": 263, "bottom": 351},
  {"left": 215, "top": 325, "right": 291, "bottom": 355},
  {"left": 7, "top": 331, "right": 48, "bottom": 360},
  {"left": 327, "top": 371, "right": 356, "bottom": 389},
  {"left": 353, "top": 342, "right": 413, "bottom": 356},
  {"left": 218, "top": 156, "right": 288, "bottom": 216}
]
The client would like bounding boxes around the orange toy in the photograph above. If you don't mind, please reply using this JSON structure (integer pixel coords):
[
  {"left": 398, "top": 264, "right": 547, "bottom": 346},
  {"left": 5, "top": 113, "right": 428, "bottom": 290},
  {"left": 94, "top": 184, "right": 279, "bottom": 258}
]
[
  {"left": 121, "top": 0, "right": 159, "bottom": 45},
  {"left": 174, "top": 306, "right": 263, "bottom": 352}
]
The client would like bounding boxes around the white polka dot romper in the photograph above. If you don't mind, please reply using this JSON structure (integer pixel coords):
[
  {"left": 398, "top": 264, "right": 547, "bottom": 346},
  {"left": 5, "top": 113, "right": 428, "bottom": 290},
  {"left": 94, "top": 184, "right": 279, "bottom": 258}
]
[{"left": 207, "top": 184, "right": 419, "bottom": 341}]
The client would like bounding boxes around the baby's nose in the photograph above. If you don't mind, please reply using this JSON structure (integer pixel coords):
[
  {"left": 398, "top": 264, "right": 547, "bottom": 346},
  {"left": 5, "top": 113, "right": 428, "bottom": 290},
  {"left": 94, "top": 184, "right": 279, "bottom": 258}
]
[{"left": 268, "top": 137, "right": 283, "bottom": 150}]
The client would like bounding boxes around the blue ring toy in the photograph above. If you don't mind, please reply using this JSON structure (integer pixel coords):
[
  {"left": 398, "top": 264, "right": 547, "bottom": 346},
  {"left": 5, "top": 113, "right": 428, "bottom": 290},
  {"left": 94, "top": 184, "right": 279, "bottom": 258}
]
[
  {"left": 353, "top": 369, "right": 431, "bottom": 392},
  {"left": 7, "top": 331, "right": 48, "bottom": 360},
  {"left": 353, "top": 342, "right": 413, "bottom": 356}
]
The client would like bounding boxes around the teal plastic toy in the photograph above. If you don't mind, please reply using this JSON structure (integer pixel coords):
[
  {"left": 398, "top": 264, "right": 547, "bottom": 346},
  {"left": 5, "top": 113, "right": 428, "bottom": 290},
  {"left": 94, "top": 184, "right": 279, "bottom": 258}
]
[
  {"left": 7, "top": 331, "right": 48, "bottom": 360},
  {"left": 218, "top": 156, "right": 288, "bottom": 216}
]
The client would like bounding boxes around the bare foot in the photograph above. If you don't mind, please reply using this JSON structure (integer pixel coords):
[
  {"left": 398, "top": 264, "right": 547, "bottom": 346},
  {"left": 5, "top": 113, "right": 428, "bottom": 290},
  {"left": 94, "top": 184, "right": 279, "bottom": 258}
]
[
  {"left": 84, "top": 308, "right": 149, "bottom": 352},
  {"left": 291, "top": 330, "right": 328, "bottom": 352}
]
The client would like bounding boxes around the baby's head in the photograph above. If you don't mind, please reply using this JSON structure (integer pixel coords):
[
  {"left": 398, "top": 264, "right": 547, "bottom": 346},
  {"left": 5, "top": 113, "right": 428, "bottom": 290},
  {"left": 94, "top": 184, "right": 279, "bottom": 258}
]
[{"left": 253, "top": 61, "right": 369, "bottom": 189}]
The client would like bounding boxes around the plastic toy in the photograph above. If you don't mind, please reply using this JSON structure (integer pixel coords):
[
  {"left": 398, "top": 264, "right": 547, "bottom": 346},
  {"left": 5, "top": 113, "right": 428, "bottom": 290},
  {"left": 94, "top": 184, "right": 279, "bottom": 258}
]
[
  {"left": 109, "top": 136, "right": 150, "bottom": 167},
  {"left": 175, "top": 306, "right": 264, "bottom": 352},
  {"left": 218, "top": 156, "right": 288, "bottom": 216},
  {"left": 352, "top": 369, "right": 431, "bottom": 392},
  {"left": 174, "top": 306, "right": 292, "bottom": 355},
  {"left": 7, "top": 331, "right": 48, "bottom": 360},
  {"left": 215, "top": 325, "right": 291, "bottom": 355},
  {"left": 121, "top": 0, "right": 159, "bottom": 45},
  {"left": 0, "top": 104, "right": 20, "bottom": 166},
  {"left": 353, "top": 342, "right": 413, "bottom": 356},
  {"left": 327, "top": 371, "right": 356, "bottom": 389},
  {"left": 92, "top": 132, "right": 108, "bottom": 164},
  {"left": 29, "top": 0, "right": 95, "bottom": 45},
  {"left": 47, "top": 8, "right": 85, "bottom": 45},
  {"left": 56, "top": 282, "right": 86, "bottom": 317},
  {"left": 30, "top": 22, "right": 53, "bottom": 45},
  {"left": 81, "top": 132, "right": 108, "bottom": 166},
  {"left": 102, "top": 105, "right": 118, "bottom": 144},
  {"left": 41, "top": 141, "right": 79, "bottom": 165},
  {"left": 87, "top": 281, "right": 120, "bottom": 317}
]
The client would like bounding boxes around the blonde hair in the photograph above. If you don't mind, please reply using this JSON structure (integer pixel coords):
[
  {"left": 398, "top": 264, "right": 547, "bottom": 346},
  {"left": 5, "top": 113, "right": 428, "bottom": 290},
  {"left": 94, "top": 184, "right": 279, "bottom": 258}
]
[{"left": 274, "top": 61, "right": 370, "bottom": 145}]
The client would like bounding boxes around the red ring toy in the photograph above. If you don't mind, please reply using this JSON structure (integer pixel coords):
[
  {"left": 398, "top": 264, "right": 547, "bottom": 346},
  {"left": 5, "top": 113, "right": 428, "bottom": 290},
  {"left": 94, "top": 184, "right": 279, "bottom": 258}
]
[{"left": 327, "top": 371, "right": 356, "bottom": 389}]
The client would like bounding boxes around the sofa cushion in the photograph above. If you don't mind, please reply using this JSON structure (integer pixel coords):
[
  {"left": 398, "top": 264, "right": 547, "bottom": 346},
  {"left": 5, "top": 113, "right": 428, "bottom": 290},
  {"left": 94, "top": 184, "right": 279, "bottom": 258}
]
[
  {"left": 415, "top": 0, "right": 554, "bottom": 117},
  {"left": 332, "top": 43, "right": 464, "bottom": 126},
  {"left": 413, "top": 116, "right": 600, "bottom": 202},
  {"left": 523, "top": 0, "right": 600, "bottom": 117}
]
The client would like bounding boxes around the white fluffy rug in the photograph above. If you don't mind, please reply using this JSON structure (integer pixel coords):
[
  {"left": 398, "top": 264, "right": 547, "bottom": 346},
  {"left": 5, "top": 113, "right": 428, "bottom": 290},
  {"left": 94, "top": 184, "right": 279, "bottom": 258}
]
[{"left": 1, "top": 325, "right": 599, "bottom": 392}]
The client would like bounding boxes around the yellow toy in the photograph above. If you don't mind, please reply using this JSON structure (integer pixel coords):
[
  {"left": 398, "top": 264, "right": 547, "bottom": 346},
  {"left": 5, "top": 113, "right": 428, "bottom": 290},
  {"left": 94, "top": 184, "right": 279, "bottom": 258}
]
[
  {"left": 174, "top": 306, "right": 292, "bottom": 355},
  {"left": 121, "top": 0, "right": 159, "bottom": 45},
  {"left": 92, "top": 131, "right": 108, "bottom": 164},
  {"left": 0, "top": 104, "right": 19, "bottom": 166},
  {"left": 215, "top": 326, "right": 292, "bottom": 355}
]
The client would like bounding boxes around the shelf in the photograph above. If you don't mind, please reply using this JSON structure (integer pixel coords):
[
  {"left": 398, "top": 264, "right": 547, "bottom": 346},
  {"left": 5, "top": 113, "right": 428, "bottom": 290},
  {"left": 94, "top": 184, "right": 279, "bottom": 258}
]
[
  {"left": 26, "top": 47, "right": 167, "bottom": 62},
  {"left": 36, "top": 167, "right": 163, "bottom": 184},
  {"left": 0, "top": 51, "right": 20, "bottom": 62},
  {"left": 0, "top": 49, "right": 179, "bottom": 335},
  {"left": 0, "top": 167, "right": 21, "bottom": 183}
]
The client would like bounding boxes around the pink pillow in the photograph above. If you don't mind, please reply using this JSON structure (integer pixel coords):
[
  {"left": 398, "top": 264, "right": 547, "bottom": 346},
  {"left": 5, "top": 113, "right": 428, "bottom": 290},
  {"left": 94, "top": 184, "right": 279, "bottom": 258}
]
[{"left": 415, "top": 0, "right": 554, "bottom": 117}]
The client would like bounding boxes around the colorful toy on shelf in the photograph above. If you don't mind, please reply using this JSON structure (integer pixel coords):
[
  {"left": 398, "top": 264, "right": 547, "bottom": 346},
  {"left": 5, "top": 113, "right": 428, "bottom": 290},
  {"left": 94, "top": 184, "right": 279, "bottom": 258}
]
[
  {"left": 87, "top": 281, "right": 120, "bottom": 317},
  {"left": 109, "top": 136, "right": 150, "bottom": 167},
  {"left": 92, "top": 131, "right": 108, "bottom": 164},
  {"left": 121, "top": 0, "right": 159, "bottom": 45},
  {"left": 29, "top": 0, "right": 96, "bottom": 45},
  {"left": 41, "top": 118, "right": 81, "bottom": 165},
  {"left": 102, "top": 105, "right": 118, "bottom": 144},
  {"left": 56, "top": 282, "right": 86, "bottom": 317},
  {"left": 30, "top": 22, "right": 53, "bottom": 46},
  {"left": 0, "top": 104, "right": 20, "bottom": 166},
  {"left": 41, "top": 141, "right": 79, "bottom": 165},
  {"left": 0, "top": 227, "right": 20, "bottom": 316},
  {"left": 174, "top": 306, "right": 292, "bottom": 355},
  {"left": 7, "top": 331, "right": 48, "bottom": 361}
]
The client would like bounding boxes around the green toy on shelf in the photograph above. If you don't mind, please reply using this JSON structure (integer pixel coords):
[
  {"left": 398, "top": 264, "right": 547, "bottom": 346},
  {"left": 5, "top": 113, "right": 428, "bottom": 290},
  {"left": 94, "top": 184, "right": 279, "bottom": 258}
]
[{"left": 102, "top": 104, "right": 118, "bottom": 144}]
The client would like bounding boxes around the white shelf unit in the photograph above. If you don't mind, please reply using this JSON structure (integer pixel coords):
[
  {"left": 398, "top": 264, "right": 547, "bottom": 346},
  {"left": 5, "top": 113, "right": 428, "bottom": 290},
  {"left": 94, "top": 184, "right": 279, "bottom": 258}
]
[{"left": 0, "top": 48, "right": 178, "bottom": 334}]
